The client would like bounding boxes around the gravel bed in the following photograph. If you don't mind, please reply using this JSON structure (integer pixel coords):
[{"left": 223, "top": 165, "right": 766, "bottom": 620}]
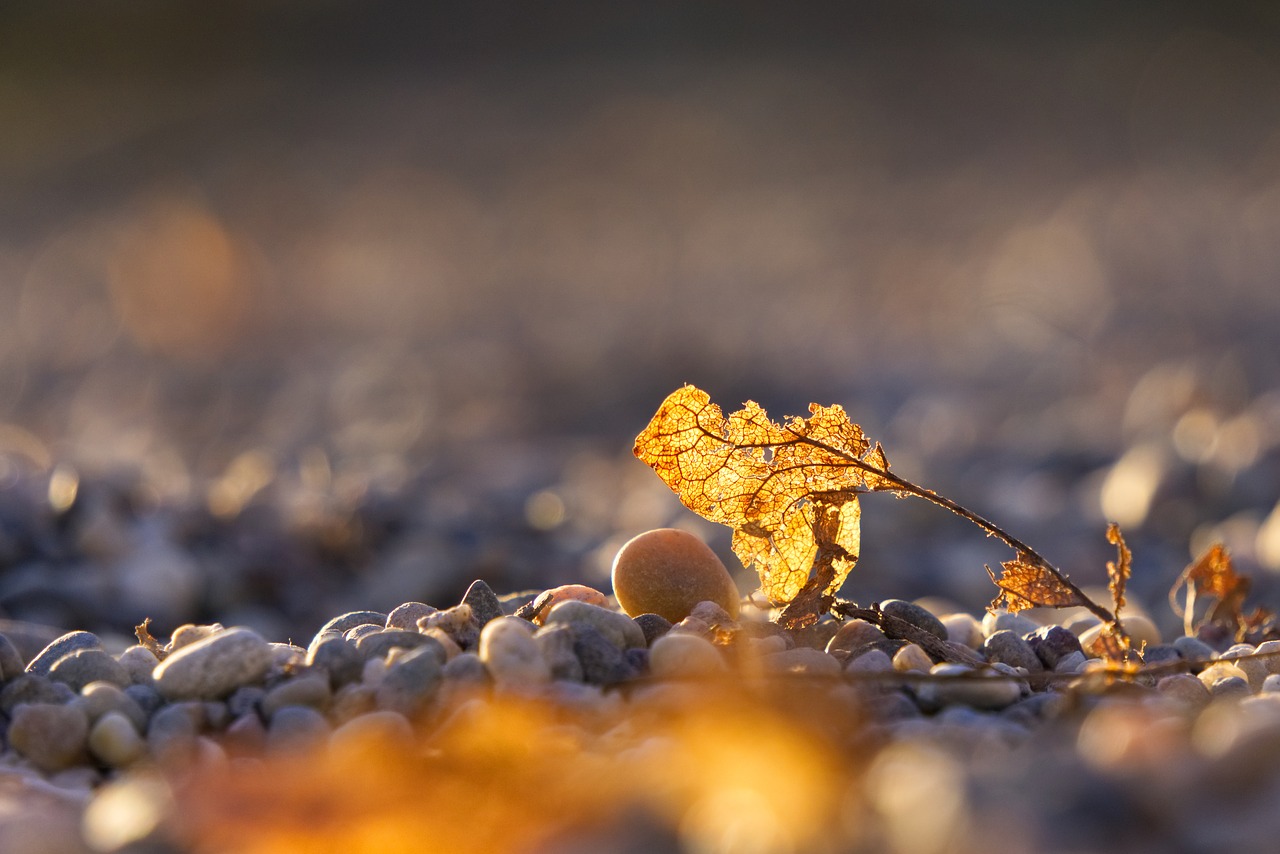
[{"left": 1, "top": 573, "right": 1278, "bottom": 853}]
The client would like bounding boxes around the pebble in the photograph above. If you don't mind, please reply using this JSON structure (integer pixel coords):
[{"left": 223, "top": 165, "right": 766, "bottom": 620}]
[
  {"left": 826, "top": 619, "right": 887, "bottom": 654},
  {"left": 306, "top": 634, "right": 364, "bottom": 688},
  {"left": 81, "top": 681, "right": 148, "bottom": 731},
  {"left": 765, "top": 647, "right": 842, "bottom": 676},
  {"left": 1210, "top": 676, "right": 1253, "bottom": 699},
  {"left": 442, "top": 652, "right": 490, "bottom": 685},
  {"left": 478, "top": 616, "right": 551, "bottom": 687},
  {"left": 880, "top": 600, "right": 948, "bottom": 640},
  {"left": 892, "top": 643, "right": 933, "bottom": 674},
  {"left": 124, "top": 684, "right": 164, "bottom": 718},
  {"left": 418, "top": 605, "right": 480, "bottom": 650},
  {"left": 983, "top": 610, "right": 1039, "bottom": 638},
  {"left": 48, "top": 648, "right": 131, "bottom": 691},
  {"left": 267, "top": 706, "right": 330, "bottom": 754},
  {"left": 0, "top": 674, "right": 75, "bottom": 712},
  {"left": 940, "top": 613, "right": 984, "bottom": 649},
  {"left": 118, "top": 645, "right": 160, "bottom": 685},
  {"left": 318, "top": 611, "right": 388, "bottom": 636},
  {"left": 1079, "top": 615, "right": 1162, "bottom": 654},
  {"left": 345, "top": 624, "right": 385, "bottom": 644},
  {"left": 1255, "top": 640, "right": 1280, "bottom": 674},
  {"left": 375, "top": 644, "right": 444, "bottom": 716},
  {"left": 916, "top": 663, "right": 1022, "bottom": 711},
  {"left": 1173, "top": 636, "right": 1216, "bottom": 669},
  {"left": 632, "top": 613, "right": 673, "bottom": 646},
  {"left": 0, "top": 632, "right": 25, "bottom": 680},
  {"left": 543, "top": 600, "right": 646, "bottom": 650},
  {"left": 1054, "top": 651, "right": 1087, "bottom": 673},
  {"left": 168, "top": 624, "right": 223, "bottom": 651},
  {"left": 1026, "top": 625, "right": 1083, "bottom": 669},
  {"left": 984, "top": 630, "right": 1044, "bottom": 672},
  {"left": 1262, "top": 674, "right": 1280, "bottom": 693},
  {"left": 421, "top": 627, "right": 462, "bottom": 661},
  {"left": 610, "top": 528, "right": 740, "bottom": 622},
  {"left": 87, "top": 711, "right": 146, "bottom": 768},
  {"left": 1198, "top": 661, "right": 1251, "bottom": 693},
  {"left": 25, "top": 631, "right": 101, "bottom": 677},
  {"left": 355, "top": 629, "right": 440, "bottom": 663},
  {"left": 153, "top": 627, "right": 274, "bottom": 701},
  {"left": 1140, "top": 644, "right": 1182, "bottom": 668},
  {"left": 534, "top": 624, "right": 585, "bottom": 682},
  {"left": 329, "top": 684, "right": 376, "bottom": 725},
  {"left": 571, "top": 624, "right": 638, "bottom": 685},
  {"left": 8, "top": 702, "right": 89, "bottom": 771},
  {"left": 223, "top": 712, "right": 267, "bottom": 757},
  {"left": 460, "top": 579, "right": 504, "bottom": 628},
  {"left": 648, "top": 633, "right": 726, "bottom": 679},
  {"left": 1220, "top": 644, "right": 1268, "bottom": 692},
  {"left": 227, "top": 685, "right": 265, "bottom": 719},
  {"left": 1158, "top": 674, "right": 1212, "bottom": 710},
  {"left": 385, "top": 601, "right": 437, "bottom": 630},
  {"left": 261, "top": 674, "right": 331, "bottom": 720},
  {"left": 845, "top": 649, "right": 893, "bottom": 674},
  {"left": 524, "top": 585, "right": 609, "bottom": 625}
]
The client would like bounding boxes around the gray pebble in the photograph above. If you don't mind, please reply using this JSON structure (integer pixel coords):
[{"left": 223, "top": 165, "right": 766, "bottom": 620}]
[
  {"left": 827, "top": 619, "right": 887, "bottom": 655},
  {"left": 117, "top": 645, "right": 160, "bottom": 686},
  {"left": 1262, "top": 674, "right": 1280, "bottom": 693},
  {"left": 572, "top": 624, "right": 638, "bottom": 685},
  {"left": 940, "top": 613, "right": 985, "bottom": 649},
  {"left": 1141, "top": 644, "right": 1182, "bottom": 668},
  {"left": 1210, "top": 675, "right": 1253, "bottom": 699},
  {"left": 267, "top": 705, "right": 330, "bottom": 753},
  {"left": 148, "top": 701, "right": 204, "bottom": 748},
  {"left": 227, "top": 685, "right": 266, "bottom": 719},
  {"left": 306, "top": 634, "right": 364, "bottom": 688},
  {"left": 262, "top": 674, "right": 331, "bottom": 721},
  {"left": 442, "top": 652, "right": 490, "bottom": 685},
  {"left": 534, "top": 624, "right": 585, "bottom": 682},
  {"left": 845, "top": 649, "right": 893, "bottom": 674},
  {"left": 9, "top": 702, "right": 89, "bottom": 771},
  {"left": 80, "top": 681, "right": 148, "bottom": 731},
  {"left": 1158, "top": 674, "right": 1211, "bottom": 709},
  {"left": 25, "top": 631, "right": 101, "bottom": 677},
  {"left": 982, "top": 610, "right": 1039, "bottom": 639},
  {"left": 984, "top": 630, "right": 1044, "bottom": 673},
  {"left": 1173, "top": 636, "right": 1216, "bottom": 670},
  {"left": 355, "top": 629, "right": 441, "bottom": 663},
  {"left": 419, "top": 605, "right": 480, "bottom": 650},
  {"left": 202, "top": 700, "right": 231, "bottom": 730},
  {"left": 318, "top": 611, "right": 388, "bottom": 636},
  {"left": 0, "top": 632, "right": 24, "bottom": 680},
  {"left": 386, "top": 601, "right": 437, "bottom": 630},
  {"left": 1054, "top": 651, "right": 1087, "bottom": 673},
  {"left": 153, "top": 627, "right": 274, "bottom": 701},
  {"left": 330, "top": 683, "right": 377, "bottom": 725},
  {"left": 461, "top": 579, "right": 504, "bottom": 628},
  {"left": 1026, "top": 625, "right": 1083, "bottom": 669},
  {"left": 0, "top": 674, "right": 75, "bottom": 712},
  {"left": 87, "top": 711, "right": 146, "bottom": 768},
  {"left": 375, "top": 644, "right": 444, "bottom": 717},
  {"left": 124, "top": 683, "right": 164, "bottom": 718},
  {"left": 345, "top": 624, "right": 385, "bottom": 644},
  {"left": 632, "top": 613, "right": 673, "bottom": 646},
  {"left": 765, "top": 647, "right": 842, "bottom": 676},
  {"left": 917, "top": 663, "right": 1022, "bottom": 711},
  {"left": 49, "top": 648, "right": 130, "bottom": 691},
  {"left": 543, "top": 601, "right": 646, "bottom": 650},
  {"left": 880, "top": 600, "right": 948, "bottom": 641}
]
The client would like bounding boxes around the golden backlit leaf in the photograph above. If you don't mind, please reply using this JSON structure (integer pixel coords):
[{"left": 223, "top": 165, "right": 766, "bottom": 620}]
[
  {"left": 1105, "top": 523, "right": 1131, "bottom": 617},
  {"left": 635, "top": 385, "right": 893, "bottom": 612},
  {"left": 1169, "top": 542, "right": 1274, "bottom": 641},
  {"left": 987, "top": 552, "right": 1088, "bottom": 614}
]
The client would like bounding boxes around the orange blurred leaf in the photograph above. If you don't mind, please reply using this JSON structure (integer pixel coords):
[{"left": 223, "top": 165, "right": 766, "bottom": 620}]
[{"left": 1105, "top": 523, "right": 1131, "bottom": 617}]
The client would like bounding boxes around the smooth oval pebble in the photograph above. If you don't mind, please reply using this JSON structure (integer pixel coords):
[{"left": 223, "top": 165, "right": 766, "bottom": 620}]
[
  {"left": 9, "top": 702, "right": 89, "bottom": 772},
  {"left": 982, "top": 610, "right": 1039, "bottom": 639},
  {"left": 611, "top": 528, "right": 739, "bottom": 623},
  {"left": 765, "top": 647, "right": 842, "bottom": 676},
  {"left": 983, "top": 630, "right": 1044, "bottom": 673},
  {"left": 88, "top": 711, "right": 146, "bottom": 768},
  {"left": 479, "top": 617, "right": 551, "bottom": 687},
  {"left": 542, "top": 600, "right": 646, "bottom": 650},
  {"left": 880, "top": 600, "right": 948, "bottom": 641},
  {"left": 49, "top": 648, "right": 131, "bottom": 691},
  {"left": 528, "top": 585, "right": 609, "bottom": 625},
  {"left": 26, "top": 631, "right": 102, "bottom": 677},
  {"left": 153, "top": 627, "right": 274, "bottom": 701},
  {"left": 375, "top": 645, "right": 445, "bottom": 716},
  {"left": 892, "top": 643, "right": 933, "bottom": 674},
  {"left": 649, "top": 633, "right": 726, "bottom": 679}
]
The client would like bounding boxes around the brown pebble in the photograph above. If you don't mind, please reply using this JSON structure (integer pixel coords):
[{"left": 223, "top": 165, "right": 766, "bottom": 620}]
[{"left": 611, "top": 529, "right": 739, "bottom": 623}]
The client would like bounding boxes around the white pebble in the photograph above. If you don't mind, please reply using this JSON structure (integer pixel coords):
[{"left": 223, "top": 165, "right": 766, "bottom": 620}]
[
  {"left": 479, "top": 616, "right": 551, "bottom": 687},
  {"left": 649, "top": 633, "right": 726, "bottom": 680}
]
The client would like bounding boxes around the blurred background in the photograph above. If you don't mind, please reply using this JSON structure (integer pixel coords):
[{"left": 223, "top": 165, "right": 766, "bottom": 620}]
[{"left": 2, "top": 1, "right": 1280, "bottom": 644}]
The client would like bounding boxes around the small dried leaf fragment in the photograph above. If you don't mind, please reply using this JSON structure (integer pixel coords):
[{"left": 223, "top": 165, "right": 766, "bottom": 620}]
[
  {"left": 987, "top": 553, "right": 1088, "bottom": 614},
  {"left": 135, "top": 618, "right": 167, "bottom": 661},
  {"left": 1170, "top": 543, "right": 1275, "bottom": 641},
  {"left": 634, "top": 385, "right": 892, "bottom": 616},
  {"left": 1105, "top": 523, "right": 1131, "bottom": 617}
]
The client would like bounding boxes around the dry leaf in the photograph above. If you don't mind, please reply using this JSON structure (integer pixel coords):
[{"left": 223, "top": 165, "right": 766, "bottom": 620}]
[
  {"left": 1170, "top": 543, "right": 1274, "bottom": 641},
  {"left": 1105, "top": 523, "right": 1131, "bottom": 617},
  {"left": 634, "top": 385, "right": 891, "bottom": 621},
  {"left": 987, "top": 552, "right": 1088, "bottom": 614}
]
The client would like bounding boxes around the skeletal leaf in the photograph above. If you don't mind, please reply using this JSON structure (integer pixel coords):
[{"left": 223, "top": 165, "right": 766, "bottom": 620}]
[
  {"left": 1105, "top": 523, "right": 1131, "bottom": 617},
  {"left": 1169, "top": 543, "right": 1271, "bottom": 641},
  {"left": 987, "top": 552, "right": 1088, "bottom": 614},
  {"left": 634, "top": 385, "right": 890, "bottom": 618}
]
